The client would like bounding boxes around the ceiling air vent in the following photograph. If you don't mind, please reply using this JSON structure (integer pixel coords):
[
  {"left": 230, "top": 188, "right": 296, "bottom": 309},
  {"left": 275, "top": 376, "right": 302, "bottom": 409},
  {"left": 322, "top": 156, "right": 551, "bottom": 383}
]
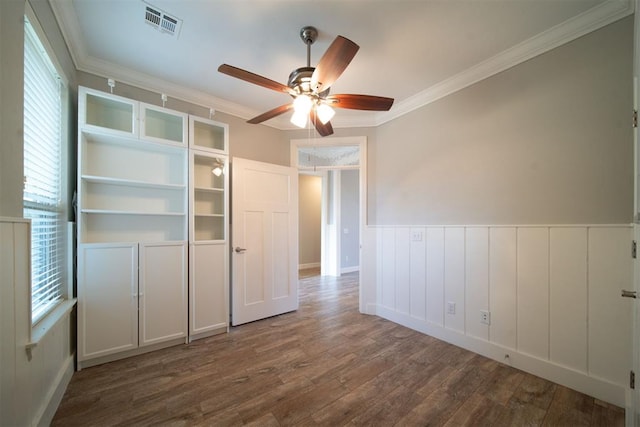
[{"left": 143, "top": 2, "right": 182, "bottom": 38}]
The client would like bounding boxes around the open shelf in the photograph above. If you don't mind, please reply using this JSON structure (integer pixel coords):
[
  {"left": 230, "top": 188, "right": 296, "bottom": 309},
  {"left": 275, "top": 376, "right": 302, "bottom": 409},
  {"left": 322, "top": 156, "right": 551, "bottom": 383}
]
[
  {"left": 81, "top": 132, "right": 187, "bottom": 187},
  {"left": 79, "top": 212, "right": 186, "bottom": 243},
  {"left": 81, "top": 175, "right": 186, "bottom": 191},
  {"left": 81, "top": 209, "right": 186, "bottom": 216},
  {"left": 193, "top": 216, "right": 225, "bottom": 241},
  {"left": 194, "top": 186, "right": 224, "bottom": 193}
]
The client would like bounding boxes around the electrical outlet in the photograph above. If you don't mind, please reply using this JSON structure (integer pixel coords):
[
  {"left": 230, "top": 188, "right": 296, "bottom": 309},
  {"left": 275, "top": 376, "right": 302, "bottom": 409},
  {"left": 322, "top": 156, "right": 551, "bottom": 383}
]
[
  {"left": 447, "top": 302, "right": 456, "bottom": 315},
  {"left": 480, "top": 310, "right": 491, "bottom": 325},
  {"left": 411, "top": 230, "right": 423, "bottom": 242}
]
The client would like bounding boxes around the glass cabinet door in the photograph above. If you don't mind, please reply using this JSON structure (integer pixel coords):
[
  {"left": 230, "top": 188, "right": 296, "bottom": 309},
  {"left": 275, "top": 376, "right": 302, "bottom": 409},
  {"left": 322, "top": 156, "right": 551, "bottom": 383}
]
[
  {"left": 82, "top": 88, "right": 137, "bottom": 137},
  {"left": 140, "top": 103, "right": 188, "bottom": 146},
  {"left": 189, "top": 116, "right": 228, "bottom": 154},
  {"left": 190, "top": 152, "right": 227, "bottom": 242}
]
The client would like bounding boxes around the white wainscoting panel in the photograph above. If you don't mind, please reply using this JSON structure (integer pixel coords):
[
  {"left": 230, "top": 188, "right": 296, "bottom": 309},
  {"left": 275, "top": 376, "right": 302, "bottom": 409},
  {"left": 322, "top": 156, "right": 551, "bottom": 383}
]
[
  {"left": 549, "top": 227, "right": 588, "bottom": 373},
  {"left": 395, "top": 228, "right": 412, "bottom": 316},
  {"left": 426, "top": 227, "right": 445, "bottom": 326},
  {"left": 409, "top": 228, "right": 426, "bottom": 320},
  {"left": 465, "top": 227, "right": 489, "bottom": 341},
  {"left": 372, "top": 224, "right": 632, "bottom": 407},
  {"left": 516, "top": 228, "right": 550, "bottom": 360},
  {"left": 379, "top": 227, "right": 396, "bottom": 309},
  {"left": 489, "top": 227, "right": 518, "bottom": 350},
  {"left": 488, "top": 227, "right": 517, "bottom": 350},
  {"left": 0, "top": 218, "right": 75, "bottom": 426},
  {"left": 444, "top": 227, "right": 465, "bottom": 333}
]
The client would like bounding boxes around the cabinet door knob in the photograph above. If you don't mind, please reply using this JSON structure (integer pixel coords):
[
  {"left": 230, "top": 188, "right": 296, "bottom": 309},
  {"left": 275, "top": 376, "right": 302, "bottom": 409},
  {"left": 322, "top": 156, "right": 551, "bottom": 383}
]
[{"left": 235, "top": 247, "right": 247, "bottom": 253}]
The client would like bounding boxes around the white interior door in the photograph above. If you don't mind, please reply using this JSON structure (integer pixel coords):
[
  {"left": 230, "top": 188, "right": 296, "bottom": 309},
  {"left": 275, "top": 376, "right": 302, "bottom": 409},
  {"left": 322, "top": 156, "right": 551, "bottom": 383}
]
[{"left": 231, "top": 157, "right": 298, "bottom": 326}]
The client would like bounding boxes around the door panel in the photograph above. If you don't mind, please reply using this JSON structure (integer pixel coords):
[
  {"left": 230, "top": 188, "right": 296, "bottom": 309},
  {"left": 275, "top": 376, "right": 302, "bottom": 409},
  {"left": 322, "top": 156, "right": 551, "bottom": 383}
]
[
  {"left": 232, "top": 157, "right": 298, "bottom": 326},
  {"left": 243, "top": 210, "right": 265, "bottom": 306},
  {"left": 273, "top": 212, "right": 292, "bottom": 299}
]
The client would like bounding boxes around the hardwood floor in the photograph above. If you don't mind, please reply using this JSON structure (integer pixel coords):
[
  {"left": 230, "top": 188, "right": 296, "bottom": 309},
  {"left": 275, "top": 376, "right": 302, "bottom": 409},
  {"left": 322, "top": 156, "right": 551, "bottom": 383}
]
[{"left": 53, "top": 270, "right": 624, "bottom": 426}]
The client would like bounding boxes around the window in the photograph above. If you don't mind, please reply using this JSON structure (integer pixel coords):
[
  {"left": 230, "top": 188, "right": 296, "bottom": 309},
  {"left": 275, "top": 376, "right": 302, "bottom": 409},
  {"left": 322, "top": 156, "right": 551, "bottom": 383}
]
[{"left": 23, "top": 14, "right": 68, "bottom": 324}]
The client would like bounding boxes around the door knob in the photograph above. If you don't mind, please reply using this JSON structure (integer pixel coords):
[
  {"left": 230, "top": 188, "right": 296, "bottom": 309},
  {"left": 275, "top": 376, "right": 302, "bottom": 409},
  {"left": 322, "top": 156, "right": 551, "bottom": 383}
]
[{"left": 235, "top": 247, "right": 247, "bottom": 253}]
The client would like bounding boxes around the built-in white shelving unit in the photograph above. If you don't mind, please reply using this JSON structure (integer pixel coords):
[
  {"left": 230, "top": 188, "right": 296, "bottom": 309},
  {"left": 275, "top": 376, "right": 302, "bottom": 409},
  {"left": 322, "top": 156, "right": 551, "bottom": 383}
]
[
  {"left": 188, "top": 116, "right": 229, "bottom": 341},
  {"left": 77, "top": 86, "right": 230, "bottom": 367}
]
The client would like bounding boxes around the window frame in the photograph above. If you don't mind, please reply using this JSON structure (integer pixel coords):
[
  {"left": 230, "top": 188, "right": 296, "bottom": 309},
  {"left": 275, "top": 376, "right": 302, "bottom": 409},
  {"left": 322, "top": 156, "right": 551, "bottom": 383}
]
[{"left": 23, "top": 4, "right": 71, "bottom": 328}]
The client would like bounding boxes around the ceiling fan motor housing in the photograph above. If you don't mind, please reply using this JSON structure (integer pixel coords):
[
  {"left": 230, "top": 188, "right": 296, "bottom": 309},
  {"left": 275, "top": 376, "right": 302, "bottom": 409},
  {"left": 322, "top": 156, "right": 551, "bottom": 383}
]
[
  {"left": 300, "top": 26, "right": 318, "bottom": 46},
  {"left": 288, "top": 67, "right": 316, "bottom": 94},
  {"left": 290, "top": 26, "right": 320, "bottom": 95}
]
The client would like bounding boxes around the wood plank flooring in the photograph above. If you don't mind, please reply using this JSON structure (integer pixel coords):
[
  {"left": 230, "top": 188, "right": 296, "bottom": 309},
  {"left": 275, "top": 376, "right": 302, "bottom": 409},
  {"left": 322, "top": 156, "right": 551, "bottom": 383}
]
[{"left": 53, "top": 270, "right": 624, "bottom": 426}]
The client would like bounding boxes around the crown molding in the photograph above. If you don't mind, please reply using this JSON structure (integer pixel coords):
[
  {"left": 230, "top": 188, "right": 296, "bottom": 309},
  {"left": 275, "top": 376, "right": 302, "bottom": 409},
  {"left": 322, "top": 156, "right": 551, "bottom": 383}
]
[
  {"left": 50, "top": 0, "right": 83, "bottom": 68},
  {"left": 50, "top": 0, "right": 259, "bottom": 121},
  {"left": 376, "top": 0, "right": 634, "bottom": 126},
  {"left": 80, "top": 54, "right": 257, "bottom": 119},
  {"left": 51, "top": 0, "right": 634, "bottom": 130}
]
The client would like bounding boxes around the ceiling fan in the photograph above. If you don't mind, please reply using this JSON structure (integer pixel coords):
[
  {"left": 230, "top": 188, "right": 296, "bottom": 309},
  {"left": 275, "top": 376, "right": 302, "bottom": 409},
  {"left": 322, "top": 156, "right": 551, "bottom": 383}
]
[{"left": 218, "top": 26, "right": 394, "bottom": 137}]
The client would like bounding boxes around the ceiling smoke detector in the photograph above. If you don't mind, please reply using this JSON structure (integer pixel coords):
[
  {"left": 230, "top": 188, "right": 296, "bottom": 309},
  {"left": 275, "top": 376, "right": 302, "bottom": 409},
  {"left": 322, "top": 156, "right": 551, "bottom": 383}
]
[{"left": 144, "top": 2, "right": 182, "bottom": 38}]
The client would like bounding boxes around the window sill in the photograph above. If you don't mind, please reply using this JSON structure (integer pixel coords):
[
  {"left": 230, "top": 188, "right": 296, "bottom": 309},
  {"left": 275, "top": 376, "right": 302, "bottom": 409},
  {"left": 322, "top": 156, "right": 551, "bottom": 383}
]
[{"left": 27, "top": 298, "right": 77, "bottom": 353}]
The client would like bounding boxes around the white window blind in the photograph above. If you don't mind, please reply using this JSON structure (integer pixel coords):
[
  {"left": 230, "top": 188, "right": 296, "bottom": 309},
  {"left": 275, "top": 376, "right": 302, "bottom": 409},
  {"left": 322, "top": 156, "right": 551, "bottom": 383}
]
[{"left": 23, "top": 17, "right": 66, "bottom": 323}]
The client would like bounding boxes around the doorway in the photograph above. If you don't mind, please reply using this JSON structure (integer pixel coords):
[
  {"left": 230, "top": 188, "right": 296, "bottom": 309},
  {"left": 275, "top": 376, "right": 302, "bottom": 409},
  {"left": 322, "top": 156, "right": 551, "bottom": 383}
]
[{"left": 291, "top": 136, "right": 367, "bottom": 312}]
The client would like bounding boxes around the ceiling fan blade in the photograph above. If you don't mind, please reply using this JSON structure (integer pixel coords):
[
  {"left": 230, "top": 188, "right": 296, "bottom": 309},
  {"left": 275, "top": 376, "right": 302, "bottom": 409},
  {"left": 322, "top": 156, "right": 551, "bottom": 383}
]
[
  {"left": 326, "top": 94, "right": 394, "bottom": 111},
  {"left": 218, "top": 64, "right": 292, "bottom": 94},
  {"left": 310, "top": 109, "right": 334, "bottom": 137},
  {"left": 311, "top": 36, "right": 359, "bottom": 93},
  {"left": 247, "top": 103, "right": 293, "bottom": 124}
]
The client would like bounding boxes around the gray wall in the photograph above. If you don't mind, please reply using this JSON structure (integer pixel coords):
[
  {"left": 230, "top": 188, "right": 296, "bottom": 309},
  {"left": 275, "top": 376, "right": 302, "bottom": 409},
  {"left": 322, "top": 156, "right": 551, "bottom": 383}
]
[
  {"left": 370, "top": 16, "right": 634, "bottom": 225},
  {"left": 1, "top": 0, "right": 27, "bottom": 218},
  {"left": 298, "top": 174, "right": 321, "bottom": 266},
  {"left": 340, "top": 169, "right": 359, "bottom": 269}
]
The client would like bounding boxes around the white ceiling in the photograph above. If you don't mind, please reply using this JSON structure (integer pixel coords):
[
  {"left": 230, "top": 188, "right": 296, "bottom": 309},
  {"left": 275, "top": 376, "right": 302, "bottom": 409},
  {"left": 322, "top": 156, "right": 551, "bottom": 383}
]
[{"left": 51, "top": 0, "right": 632, "bottom": 131}]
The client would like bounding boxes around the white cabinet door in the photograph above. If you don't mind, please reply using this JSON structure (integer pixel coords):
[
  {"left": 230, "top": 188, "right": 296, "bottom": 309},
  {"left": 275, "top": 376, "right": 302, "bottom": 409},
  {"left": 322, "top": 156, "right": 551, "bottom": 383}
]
[
  {"left": 139, "top": 241, "right": 187, "bottom": 346},
  {"left": 78, "top": 243, "right": 138, "bottom": 361},
  {"left": 189, "top": 243, "right": 228, "bottom": 338}
]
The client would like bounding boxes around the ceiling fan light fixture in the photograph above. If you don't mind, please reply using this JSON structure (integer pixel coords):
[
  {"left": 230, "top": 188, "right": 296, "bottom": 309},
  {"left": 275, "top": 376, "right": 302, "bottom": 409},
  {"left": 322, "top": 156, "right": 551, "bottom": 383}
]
[
  {"left": 293, "top": 94, "right": 313, "bottom": 114},
  {"left": 290, "top": 110, "right": 308, "bottom": 128},
  {"left": 316, "top": 103, "right": 335, "bottom": 124}
]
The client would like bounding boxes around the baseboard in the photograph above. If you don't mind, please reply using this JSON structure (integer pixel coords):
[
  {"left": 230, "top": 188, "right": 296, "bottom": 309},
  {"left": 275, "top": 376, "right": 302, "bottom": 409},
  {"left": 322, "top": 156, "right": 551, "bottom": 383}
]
[
  {"left": 34, "top": 353, "right": 74, "bottom": 427},
  {"left": 78, "top": 337, "right": 186, "bottom": 370},
  {"left": 299, "top": 262, "right": 320, "bottom": 270},
  {"left": 340, "top": 266, "right": 359, "bottom": 274},
  {"left": 189, "top": 324, "right": 228, "bottom": 342},
  {"left": 374, "top": 304, "right": 625, "bottom": 407}
]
